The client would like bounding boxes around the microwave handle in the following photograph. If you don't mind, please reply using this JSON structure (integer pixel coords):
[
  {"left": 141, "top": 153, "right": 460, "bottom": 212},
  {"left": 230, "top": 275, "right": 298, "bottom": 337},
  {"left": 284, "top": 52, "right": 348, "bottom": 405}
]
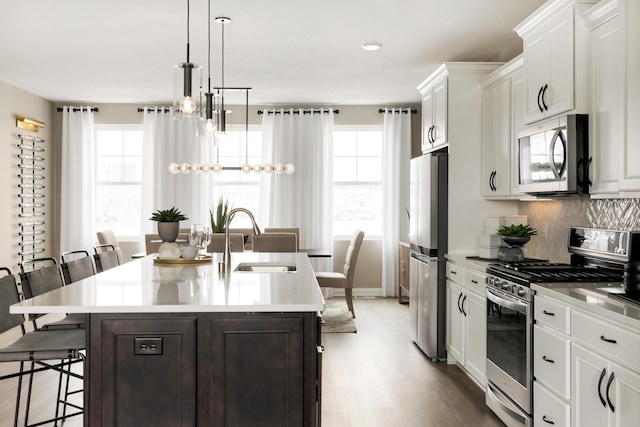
[{"left": 549, "top": 129, "right": 567, "bottom": 179}]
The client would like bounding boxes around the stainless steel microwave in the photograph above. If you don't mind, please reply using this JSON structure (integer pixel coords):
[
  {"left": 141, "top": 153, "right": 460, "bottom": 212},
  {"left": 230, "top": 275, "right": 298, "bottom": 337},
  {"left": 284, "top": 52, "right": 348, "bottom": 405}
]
[{"left": 518, "top": 114, "right": 589, "bottom": 196}]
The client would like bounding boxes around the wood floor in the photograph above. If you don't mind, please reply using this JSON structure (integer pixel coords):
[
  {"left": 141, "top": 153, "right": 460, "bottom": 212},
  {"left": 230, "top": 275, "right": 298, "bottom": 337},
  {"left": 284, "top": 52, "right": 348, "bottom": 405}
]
[{"left": 0, "top": 298, "right": 504, "bottom": 426}]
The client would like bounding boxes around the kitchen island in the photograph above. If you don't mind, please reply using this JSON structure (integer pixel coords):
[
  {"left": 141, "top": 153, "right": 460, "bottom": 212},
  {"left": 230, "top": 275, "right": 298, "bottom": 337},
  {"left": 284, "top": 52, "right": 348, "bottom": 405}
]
[{"left": 11, "top": 252, "right": 325, "bottom": 427}]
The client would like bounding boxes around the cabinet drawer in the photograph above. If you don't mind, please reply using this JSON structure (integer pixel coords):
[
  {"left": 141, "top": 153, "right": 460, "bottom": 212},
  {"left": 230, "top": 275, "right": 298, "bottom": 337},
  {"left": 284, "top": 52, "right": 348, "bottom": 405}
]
[
  {"left": 464, "top": 269, "right": 486, "bottom": 297},
  {"left": 534, "top": 325, "right": 570, "bottom": 399},
  {"left": 446, "top": 262, "right": 463, "bottom": 285},
  {"left": 535, "top": 295, "right": 571, "bottom": 334},
  {"left": 533, "top": 382, "right": 570, "bottom": 427},
  {"left": 572, "top": 310, "right": 640, "bottom": 369}
]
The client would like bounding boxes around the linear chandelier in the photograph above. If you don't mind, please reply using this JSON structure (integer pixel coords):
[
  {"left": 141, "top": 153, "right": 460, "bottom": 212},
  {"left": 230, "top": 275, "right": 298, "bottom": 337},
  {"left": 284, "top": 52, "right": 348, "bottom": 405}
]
[{"left": 168, "top": 14, "right": 294, "bottom": 175}]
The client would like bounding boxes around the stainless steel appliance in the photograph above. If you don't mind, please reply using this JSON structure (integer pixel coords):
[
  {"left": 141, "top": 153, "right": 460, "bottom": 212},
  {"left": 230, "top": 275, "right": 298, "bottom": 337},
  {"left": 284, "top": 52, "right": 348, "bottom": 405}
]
[
  {"left": 518, "top": 114, "right": 589, "bottom": 196},
  {"left": 408, "top": 153, "right": 448, "bottom": 360},
  {"left": 484, "top": 227, "right": 633, "bottom": 427}
]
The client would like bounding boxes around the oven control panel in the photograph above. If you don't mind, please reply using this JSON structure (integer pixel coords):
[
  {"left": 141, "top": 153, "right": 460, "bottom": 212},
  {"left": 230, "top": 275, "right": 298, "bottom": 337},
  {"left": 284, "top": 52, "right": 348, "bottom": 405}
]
[{"left": 486, "top": 275, "right": 532, "bottom": 301}]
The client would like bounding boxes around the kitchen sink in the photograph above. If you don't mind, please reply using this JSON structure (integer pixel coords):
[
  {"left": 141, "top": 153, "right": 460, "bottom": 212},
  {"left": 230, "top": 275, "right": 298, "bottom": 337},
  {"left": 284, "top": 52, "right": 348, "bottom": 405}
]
[{"left": 234, "top": 262, "right": 297, "bottom": 273}]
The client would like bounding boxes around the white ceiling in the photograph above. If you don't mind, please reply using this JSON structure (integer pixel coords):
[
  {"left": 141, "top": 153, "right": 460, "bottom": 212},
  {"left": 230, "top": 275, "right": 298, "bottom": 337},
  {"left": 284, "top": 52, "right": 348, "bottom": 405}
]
[{"left": 0, "top": 0, "right": 546, "bottom": 106}]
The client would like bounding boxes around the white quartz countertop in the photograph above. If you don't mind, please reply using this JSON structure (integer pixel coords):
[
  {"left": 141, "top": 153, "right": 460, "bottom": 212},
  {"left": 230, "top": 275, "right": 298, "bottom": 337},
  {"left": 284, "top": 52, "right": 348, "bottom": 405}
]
[{"left": 10, "top": 252, "right": 325, "bottom": 314}]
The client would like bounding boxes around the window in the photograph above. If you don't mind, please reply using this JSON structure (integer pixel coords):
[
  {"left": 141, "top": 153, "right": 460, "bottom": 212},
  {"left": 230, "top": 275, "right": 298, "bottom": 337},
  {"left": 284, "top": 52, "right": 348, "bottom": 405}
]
[
  {"left": 333, "top": 126, "right": 383, "bottom": 237},
  {"left": 209, "top": 125, "right": 263, "bottom": 228},
  {"left": 94, "top": 126, "right": 144, "bottom": 239}
]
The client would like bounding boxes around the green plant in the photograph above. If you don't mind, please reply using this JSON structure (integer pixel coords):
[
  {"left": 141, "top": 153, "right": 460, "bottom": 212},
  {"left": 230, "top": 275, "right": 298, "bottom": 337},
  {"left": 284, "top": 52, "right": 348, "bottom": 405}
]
[
  {"left": 497, "top": 224, "right": 537, "bottom": 237},
  {"left": 149, "top": 207, "right": 188, "bottom": 222},
  {"left": 210, "top": 197, "right": 230, "bottom": 233}
]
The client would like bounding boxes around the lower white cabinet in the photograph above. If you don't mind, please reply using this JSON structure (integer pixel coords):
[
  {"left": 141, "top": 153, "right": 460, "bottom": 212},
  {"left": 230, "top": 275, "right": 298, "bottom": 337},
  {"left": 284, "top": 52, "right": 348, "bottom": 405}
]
[
  {"left": 534, "top": 381, "right": 570, "bottom": 427},
  {"left": 445, "top": 260, "right": 486, "bottom": 387},
  {"left": 572, "top": 343, "right": 640, "bottom": 427}
]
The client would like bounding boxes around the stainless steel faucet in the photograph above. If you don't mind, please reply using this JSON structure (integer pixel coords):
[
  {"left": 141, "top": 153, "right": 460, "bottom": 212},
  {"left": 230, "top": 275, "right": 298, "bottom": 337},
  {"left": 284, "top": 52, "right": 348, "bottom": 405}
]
[{"left": 220, "top": 207, "right": 261, "bottom": 273}]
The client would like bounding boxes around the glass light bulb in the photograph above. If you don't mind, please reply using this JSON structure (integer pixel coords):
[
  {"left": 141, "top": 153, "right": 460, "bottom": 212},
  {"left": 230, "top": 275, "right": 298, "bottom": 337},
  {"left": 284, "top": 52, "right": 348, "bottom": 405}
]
[
  {"left": 274, "top": 163, "right": 284, "bottom": 174},
  {"left": 285, "top": 163, "right": 295, "bottom": 174},
  {"left": 168, "top": 163, "right": 180, "bottom": 174},
  {"left": 201, "top": 164, "right": 211, "bottom": 173},
  {"left": 191, "top": 163, "right": 202, "bottom": 174},
  {"left": 180, "top": 163, "right": 191, "bottom": 174},
  {"left": 179, "top": 96, "right": 196, "bottom": 114},
  {"left": 263, "top": 163, "right": 273, "bottom": 173},
  {"left": 252, "top": 164, "right": 262, "bottom": 173},
  {"left": 241, "top": 164, "right": 252, "bottom": 174},
  {"left": 212, "top": 164, "right": 222, "bottom": 173},
  {"left": 203, "top": 119, "right": 216, "bottom": 135}
]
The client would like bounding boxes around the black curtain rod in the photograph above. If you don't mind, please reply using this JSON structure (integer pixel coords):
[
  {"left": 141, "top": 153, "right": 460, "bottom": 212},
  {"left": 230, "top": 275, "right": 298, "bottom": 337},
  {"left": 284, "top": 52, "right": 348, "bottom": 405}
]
[
  {"left": 378, "top": 108, "right": 417, "bottom": 114},
  {"left": 138, "top": 108, "right": 171, "bottom": 113},
  {"left": 257, "top": 109, "right": 339, "bottom": 115},
  {"left": 56, "top": 107, "right": 99, "bottom": 112}
]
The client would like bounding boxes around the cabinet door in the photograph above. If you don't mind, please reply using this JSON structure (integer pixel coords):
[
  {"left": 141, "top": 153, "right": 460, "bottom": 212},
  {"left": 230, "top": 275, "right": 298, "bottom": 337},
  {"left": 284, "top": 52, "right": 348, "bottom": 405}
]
[
  {"left": 590, "top": 14, "right": 622, "bottom": 194},
  {"left": 511, "top": 70, "right": 525, "bottom": 196},
  {"left": 89, "top": 316, "right": 198, "bottom": 427},
  {"left": 544, "top": 7, "right": 574, "bottom": 117},
  {"left": 464, "top": 291, "right": 486, "bottom": 385},
  {"left": 522, "top": 7, "right": 574, "bottom": 124},
  {"left": 481, "top": 79, "right": 511, "bottom": 197},
  {"left": 446, "top": 280, "right": 464, "bottom": 364},
  {"left": 572, "top": 344, "right": 610, "bottom": 427},
  {"left": 422, "top": 91, "right": 435, "bottom": 153},
  {"left": 432, "top": 76, "right": 448, "bottom": 147},
  {"left": 608, "top": 362, "right": 640, "bottom": 427},
  {"left": 620, "top": 0, "right": 640, "bottom": 191},
  {"left": 207, "top": 316, "right": 307, "bottom": 427}
]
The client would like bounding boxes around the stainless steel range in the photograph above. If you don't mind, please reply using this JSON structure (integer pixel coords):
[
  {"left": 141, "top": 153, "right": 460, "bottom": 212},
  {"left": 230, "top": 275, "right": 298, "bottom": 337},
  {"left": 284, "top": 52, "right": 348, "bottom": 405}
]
[{"left": 484, "top": 227, "right": 636, "bottom": 427}]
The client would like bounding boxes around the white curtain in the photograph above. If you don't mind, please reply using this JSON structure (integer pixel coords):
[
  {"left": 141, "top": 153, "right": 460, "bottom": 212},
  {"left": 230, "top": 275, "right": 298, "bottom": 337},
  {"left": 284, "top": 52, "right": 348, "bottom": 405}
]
[
  {"left": 60, "top": 107, "right": 95, "bottom": 254},
  {"left": 141, "top": 107, "right": 211, "bottom": 245},
  {"left": 381, "top": 108, "right": 412, "bottom": 297},
  {"left": 260, "top": 108, "right": 334, "bottom": 257}
]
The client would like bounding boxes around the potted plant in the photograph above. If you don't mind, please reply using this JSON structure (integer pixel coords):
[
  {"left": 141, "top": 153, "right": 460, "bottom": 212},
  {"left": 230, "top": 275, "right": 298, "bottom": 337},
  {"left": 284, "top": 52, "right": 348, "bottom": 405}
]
[
  {"left": 150, "top": 207, "right": 188, "bottom": 242},
  {"left": 210, "top": 197, "right": 230, "bottom": 234},
  {"left": 497, "top": 224, "right": 537, "bottom": 247}
]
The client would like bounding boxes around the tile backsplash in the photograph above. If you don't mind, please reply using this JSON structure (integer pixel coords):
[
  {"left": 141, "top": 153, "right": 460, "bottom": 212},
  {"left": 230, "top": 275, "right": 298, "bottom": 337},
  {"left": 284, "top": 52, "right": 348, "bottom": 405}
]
[{"left": 518, "top": 198, "right": 640, "bottom": 263}]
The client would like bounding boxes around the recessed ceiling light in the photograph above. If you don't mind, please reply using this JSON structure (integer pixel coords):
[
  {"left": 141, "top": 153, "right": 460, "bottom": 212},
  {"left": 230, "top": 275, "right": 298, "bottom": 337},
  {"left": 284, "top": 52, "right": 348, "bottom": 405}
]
[{"left": 361, "top": 42, "right": 382, "bottom": 51}]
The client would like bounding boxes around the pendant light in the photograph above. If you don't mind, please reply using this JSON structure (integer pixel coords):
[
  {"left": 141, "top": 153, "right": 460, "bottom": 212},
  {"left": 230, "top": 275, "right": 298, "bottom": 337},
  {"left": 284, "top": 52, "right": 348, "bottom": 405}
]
[
  {"left": 201, "top": 0, "right": 216, "bottom": 141},
  {"left": 173, "top": 0, "right": 202, "bottom": 120},
  {"left": 214, "top": 17, "right": 231, "bottom": 144}
]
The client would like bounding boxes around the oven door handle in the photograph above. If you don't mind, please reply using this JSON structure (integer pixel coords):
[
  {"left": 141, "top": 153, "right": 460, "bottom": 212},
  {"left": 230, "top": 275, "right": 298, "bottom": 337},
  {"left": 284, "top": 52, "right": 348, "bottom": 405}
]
[{"left": 486, "top": 289, "right": 527, "bottom": 315}]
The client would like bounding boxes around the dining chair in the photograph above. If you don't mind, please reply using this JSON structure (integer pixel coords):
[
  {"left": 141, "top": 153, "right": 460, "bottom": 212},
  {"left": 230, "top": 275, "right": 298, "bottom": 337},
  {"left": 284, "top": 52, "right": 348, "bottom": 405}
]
[
  {"left": 264, "top": 227, "right": 301, "bottom": 249},
  {"left": 252, "top": 233, "right": 298, "bottom": 253},
  {"left": 315, "top": 229, "right": 365, "bottom": 318},
  {"left": 208, "top": 233, "right": 245, "bottom": 253},
  {"left": 61, "top": 250, "right": 96, "bottom": 284},
  {"left": 0, "top": 267, "right": 85, "bottom": 427},
  {"left": 96, "top": 229, "right": 124, "bottom": 264},
  {"left": 19, "top": 257, "right": 85, "bottom": 330},
  {"left": 93, "top": 244, "right": 121, "bottom": 272}
]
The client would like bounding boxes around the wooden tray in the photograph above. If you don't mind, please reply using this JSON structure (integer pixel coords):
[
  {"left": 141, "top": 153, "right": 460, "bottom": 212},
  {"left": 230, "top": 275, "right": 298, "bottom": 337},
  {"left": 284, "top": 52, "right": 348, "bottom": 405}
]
[{"left": 153, "top": 255, "right": 213, "bottom": 265}]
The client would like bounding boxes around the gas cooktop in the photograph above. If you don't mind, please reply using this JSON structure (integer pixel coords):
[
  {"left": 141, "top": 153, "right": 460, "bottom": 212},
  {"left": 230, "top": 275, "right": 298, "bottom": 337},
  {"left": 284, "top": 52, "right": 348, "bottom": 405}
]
[{"left": 486, "top": 261, "right": 623, "bottom": 285}]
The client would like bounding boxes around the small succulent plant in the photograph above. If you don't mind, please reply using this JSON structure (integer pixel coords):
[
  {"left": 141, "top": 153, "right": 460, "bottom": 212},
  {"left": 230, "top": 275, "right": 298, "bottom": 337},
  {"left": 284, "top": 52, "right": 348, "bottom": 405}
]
[
  {"left": 149, "top": 207, "right": 188, "bottom": 222},
  {"left": 497, "top": 224, "right": 538, "bottom": 237}
]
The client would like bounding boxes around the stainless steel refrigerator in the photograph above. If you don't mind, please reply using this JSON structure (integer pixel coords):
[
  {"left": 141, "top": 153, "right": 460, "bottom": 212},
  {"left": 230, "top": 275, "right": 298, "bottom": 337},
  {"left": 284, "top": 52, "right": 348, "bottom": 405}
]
[{"left": 408, "top": 153, "right": 448, "bottom": 361}]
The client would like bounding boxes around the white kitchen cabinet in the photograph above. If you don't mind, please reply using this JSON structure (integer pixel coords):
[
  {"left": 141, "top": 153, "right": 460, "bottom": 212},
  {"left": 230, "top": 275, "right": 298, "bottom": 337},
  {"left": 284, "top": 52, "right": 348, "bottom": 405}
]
[
  {"left": 445, "top": 260, "right": 486, "bottom": 387},
  {"left": 572, "top": 343, "right": 640, "bottom": 427},
  {"left": 619, "top": 0, "right": 640, "bottom": 192},
  {"left": 585, "top": 0, "right": 622, "bottom": 195},
  {"left": 419, "top": 72, "right": 448, "bottom": 153},
  {"left": 514, "top": 0, "right": 596, "bottom": 125},
  {"left": 480, "top": 56, "right": 525, "bottom": 199}
]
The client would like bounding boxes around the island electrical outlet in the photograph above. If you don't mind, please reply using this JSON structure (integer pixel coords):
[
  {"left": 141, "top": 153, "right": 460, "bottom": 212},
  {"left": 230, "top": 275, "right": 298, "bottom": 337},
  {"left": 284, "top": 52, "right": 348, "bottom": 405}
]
[{"left": 134, "top": 337, "right": 163, "bottom": 355}]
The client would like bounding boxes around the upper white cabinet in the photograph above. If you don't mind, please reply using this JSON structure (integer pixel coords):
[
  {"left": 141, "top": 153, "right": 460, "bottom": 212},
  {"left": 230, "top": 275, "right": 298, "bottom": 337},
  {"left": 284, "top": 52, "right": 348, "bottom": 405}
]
[
  {"left": 584, "top": 0, "right": 622, "bottom": 195},
  {"left": 514, "top": 0, "right": 597, "bottom": 125},
  {"left": 418, "top": 70, "right": 448, "bottom": 153},
  {"left": 480, "top": 56, "right": 525, "bottom": 199},
  {"left": 619, "top": 0, "right": 640, "bottom": 192}
]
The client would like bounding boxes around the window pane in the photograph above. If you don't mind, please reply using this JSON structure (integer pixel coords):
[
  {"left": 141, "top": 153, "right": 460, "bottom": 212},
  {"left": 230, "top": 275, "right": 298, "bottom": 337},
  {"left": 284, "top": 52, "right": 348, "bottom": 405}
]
[
  {"left": 96, "top": 184, "right": 142, "bottom": 236},
  {"left": 96, "top": 131, "right": 123, "bottom": 156},
  {"left": 357, "top": 157, "right": 382, "bottom": 182},
  {"left": 211, "top": 184, "right": 262, "bottom": 228},
  {"left": 123, "top": 130, "right": 143, "bottom": 155},
  {"left": 123, "top": 157, "right": 143, "bottom": 181},
  {"left": 96, "top": 157, "right": 122, "bottom": 182},
  {"left": 357, "top": 131, "right": 382, "bottom": 156},
  {"left": 334, "top": 158, "right": 357, "bottom": 182},
  {"left": 333, "top": 184, "right": 381, "bottom": 236},
  {"left": 334, "top": 132, "right": 357, "bottom": 156}
]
